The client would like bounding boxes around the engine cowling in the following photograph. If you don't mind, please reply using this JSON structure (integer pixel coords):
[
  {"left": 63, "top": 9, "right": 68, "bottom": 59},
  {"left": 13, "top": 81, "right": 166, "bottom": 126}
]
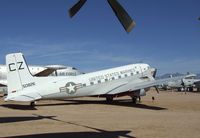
[
  {"left": 139, "top": 89, "right": 146, "bottom": 96},
  {"left": 134, "top": 89, "right": 146, "bottom": 97}
]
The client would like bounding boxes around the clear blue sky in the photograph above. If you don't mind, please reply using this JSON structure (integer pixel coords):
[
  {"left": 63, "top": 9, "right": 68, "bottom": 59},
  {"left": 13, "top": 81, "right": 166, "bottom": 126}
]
[{"left": 0, "top": 0, "right": 199, "bottom": 75}]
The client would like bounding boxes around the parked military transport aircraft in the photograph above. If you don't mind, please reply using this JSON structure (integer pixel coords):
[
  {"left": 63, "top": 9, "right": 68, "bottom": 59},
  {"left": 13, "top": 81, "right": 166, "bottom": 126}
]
[
  {"left": 160, "top": 74, "right": 200, "bottom": 92},
  {"left": 4, "top": 53, "right": 184, "bottom": 106}
]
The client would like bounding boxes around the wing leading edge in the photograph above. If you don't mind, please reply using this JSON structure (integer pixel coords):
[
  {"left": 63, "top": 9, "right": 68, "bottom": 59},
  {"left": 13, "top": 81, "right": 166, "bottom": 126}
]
[{"left": 104, "top": 76, "right": 186, "bottom": 95}]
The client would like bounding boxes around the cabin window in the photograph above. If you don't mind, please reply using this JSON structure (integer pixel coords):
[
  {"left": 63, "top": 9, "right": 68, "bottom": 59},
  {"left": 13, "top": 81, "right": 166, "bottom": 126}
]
[
  {"left": 105, "top": 79, "right": 108, "bottom": 82},
  {"left": 125, "top": 74, "right": 128, "bottom": 77},
  {"left": 98, "top": 80, "right": 101, "bottom": 84},
  {"left": 90, "top": 82, "right": 94, "bottom": 85},
  {"left": 118, "top": 75, "right": 121, "bottom": 79},
  {"left": 112, "top": 77, "right": 115, "bottom": 80}
]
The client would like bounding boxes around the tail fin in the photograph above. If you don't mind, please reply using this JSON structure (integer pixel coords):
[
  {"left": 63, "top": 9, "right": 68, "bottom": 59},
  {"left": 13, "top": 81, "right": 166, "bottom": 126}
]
[{"left": 6, "top": 53, "right": 35, "bottom": 95}]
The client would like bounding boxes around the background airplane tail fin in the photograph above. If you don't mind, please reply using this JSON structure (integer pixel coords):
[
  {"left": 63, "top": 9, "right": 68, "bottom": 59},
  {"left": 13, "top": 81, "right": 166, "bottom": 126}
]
[{"left": 6, "top": 53, "right": 34, "bottom": 95}]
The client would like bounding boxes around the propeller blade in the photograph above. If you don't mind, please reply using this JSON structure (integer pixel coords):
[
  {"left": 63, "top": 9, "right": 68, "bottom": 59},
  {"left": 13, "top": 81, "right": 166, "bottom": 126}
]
[
  {"left": 181, "top": 79, "right": 185, "bottom": 86},
  {"left": 107, "top": 0, "right": 135, "bottom": 33},
  {"left": 154, "top": 86, "right": 160, "bottom": 94},
  {"left": 153, "top": 68, "right": 157, "bottom": 78},
  {"left": 68, "top": 0, "right": 87, "bottom": 18}
]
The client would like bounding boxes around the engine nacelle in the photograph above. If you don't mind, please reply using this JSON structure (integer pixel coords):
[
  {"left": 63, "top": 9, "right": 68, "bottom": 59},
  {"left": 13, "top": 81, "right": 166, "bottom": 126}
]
[
  {"left": 139, "top": 89, "right": 146, "bottom": 96},
  {"left": 134, "top": 89, "right": 146, "bottom": 97}
]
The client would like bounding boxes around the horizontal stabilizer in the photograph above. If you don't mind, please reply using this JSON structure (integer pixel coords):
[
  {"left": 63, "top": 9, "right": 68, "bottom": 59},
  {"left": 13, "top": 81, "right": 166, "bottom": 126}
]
[{"left": 5, "top": 92, "right": 41, "bottom": 102}]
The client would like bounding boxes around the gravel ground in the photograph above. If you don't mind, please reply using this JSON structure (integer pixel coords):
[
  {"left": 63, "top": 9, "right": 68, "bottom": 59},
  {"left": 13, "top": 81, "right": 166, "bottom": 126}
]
[{"left": 0, "top": 90, "right": 200, "bottom": 138}]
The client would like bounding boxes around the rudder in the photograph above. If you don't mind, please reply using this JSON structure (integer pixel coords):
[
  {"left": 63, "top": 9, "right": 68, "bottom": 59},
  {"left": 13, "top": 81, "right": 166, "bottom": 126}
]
[{"left": 6, "top": 53, "right": 34, "bottom": 95}]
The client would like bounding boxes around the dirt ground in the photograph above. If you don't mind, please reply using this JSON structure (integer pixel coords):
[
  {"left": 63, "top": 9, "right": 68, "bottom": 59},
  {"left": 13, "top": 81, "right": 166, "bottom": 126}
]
[{"left": 0, "top": 90, "right": 200, "bottom": 138}]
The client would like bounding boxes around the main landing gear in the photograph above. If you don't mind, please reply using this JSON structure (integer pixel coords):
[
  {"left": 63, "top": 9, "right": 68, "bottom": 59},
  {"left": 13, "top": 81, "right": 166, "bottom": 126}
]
[
  {"left": 131, "top": 96, "right": 140, "bottom": 104},
  {"left": 105, "top": 95, "right": 141, "bottom": 104},
  {"left": 106, "top": 96, "right": 113, "bottom": 103},
  {"left": 30, "top": 101, "right": 36, "bottom": 107}
]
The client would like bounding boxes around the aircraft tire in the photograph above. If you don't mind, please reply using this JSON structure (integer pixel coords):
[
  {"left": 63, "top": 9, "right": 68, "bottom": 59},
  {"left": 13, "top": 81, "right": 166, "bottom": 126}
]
[
  {"left": 106, "top": 96, "right": 113, "bottom": 103},
  {"left": 132, "top": 97, "right": 137, "bottom": 104},
  {"left": 30, "top": 101, "right": 36, "bottom": 107}
]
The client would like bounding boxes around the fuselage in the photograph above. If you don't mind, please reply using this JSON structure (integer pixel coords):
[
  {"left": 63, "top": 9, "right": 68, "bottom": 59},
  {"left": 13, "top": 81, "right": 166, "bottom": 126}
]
[{"left": 7, "top": 63, "right": 154, "bottom": 101}]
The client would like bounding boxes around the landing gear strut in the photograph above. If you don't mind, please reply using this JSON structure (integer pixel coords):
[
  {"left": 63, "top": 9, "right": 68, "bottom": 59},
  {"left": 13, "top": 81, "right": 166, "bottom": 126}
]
[
  {"left": 30, "top": 101, "right": 36, "bottom": 107},
  {"left": 131, "top": 96, "right": 141, "bottom": 104},
  {"left": 106, "top": 96, "right": 113, "bottom": 103},
  {"left": 131, "top": 96, "right": 137, "bottom": 104}
]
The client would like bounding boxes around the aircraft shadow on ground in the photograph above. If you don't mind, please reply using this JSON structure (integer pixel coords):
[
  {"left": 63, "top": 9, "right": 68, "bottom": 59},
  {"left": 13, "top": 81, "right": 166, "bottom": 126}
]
[
  {"left": 0, "top": 114, "right": 56, "bottom": 124},
  {"left": 1, "top": 104, "right": 37, "bottom": 110},
  {"left": 4, "top": 131, "right": 135, "bottom": 138},
  {"left": 1, "top": 114, "right": 135, "bottom": 138},
  {"left": 37, "top": 99, "right": 167, "bottom": 110},
  {"left": 0, "top": 99, "right": 167, "bottom": 111}
]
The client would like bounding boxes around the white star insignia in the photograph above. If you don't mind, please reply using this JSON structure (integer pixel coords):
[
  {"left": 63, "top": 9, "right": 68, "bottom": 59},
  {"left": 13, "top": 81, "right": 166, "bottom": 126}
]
[{"left": 67, "top": 83, "right": 76, "bottom": 93}]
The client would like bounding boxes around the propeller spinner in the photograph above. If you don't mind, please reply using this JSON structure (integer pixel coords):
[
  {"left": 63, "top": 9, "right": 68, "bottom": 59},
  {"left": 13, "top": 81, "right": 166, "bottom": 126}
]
[{"left": 68, "top": 0, "right": 135, "bottom": 33}]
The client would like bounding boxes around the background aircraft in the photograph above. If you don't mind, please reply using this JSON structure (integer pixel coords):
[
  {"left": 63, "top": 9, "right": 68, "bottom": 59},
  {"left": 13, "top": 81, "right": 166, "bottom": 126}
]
[
  {"left": 159, "top": 74, "right": 200, "bottom": 92},
  {"left": 194, "top": 81, "right": 200, "bottom": 91},
  {"left": 4, "top": 53, "right": 184, "bottom": 106},
  {"left": 0, "top": 64, "right": 82, "bottom": 94},
  {"left": 69, "top": 0, "right": 135, "bottom": 33}
]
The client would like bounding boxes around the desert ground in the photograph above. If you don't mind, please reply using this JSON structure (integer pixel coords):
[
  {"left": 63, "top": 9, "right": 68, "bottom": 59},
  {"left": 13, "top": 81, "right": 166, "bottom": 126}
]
[{"left": 0, "top": 89, "right": 200, "bottom": 138}]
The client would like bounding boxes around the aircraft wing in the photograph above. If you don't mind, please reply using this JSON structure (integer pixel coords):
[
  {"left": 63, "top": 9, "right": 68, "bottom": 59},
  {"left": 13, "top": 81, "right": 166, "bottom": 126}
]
[
  {"left": 34, "top": 65, "right": 67, "bottom": 77},
  {"left": 34, "top": 68, "right": 56, "bottom": 77},
  {"left": 5, "top": 91, "right": 42, "bottom": 102},
  {"left": 0, "top": 80, "right": 7, "bottom": 87},
  {"left": 97, "top": 76, "right": 185, "bottom": 95},
  {"left": 93, "top": 81, "right": 129, "bottom": 95}
]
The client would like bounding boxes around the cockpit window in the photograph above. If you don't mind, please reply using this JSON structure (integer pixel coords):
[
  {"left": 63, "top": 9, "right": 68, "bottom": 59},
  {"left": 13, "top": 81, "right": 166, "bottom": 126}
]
[{"left": 72, "top": 67, "right": 77, "bottom": 70}]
